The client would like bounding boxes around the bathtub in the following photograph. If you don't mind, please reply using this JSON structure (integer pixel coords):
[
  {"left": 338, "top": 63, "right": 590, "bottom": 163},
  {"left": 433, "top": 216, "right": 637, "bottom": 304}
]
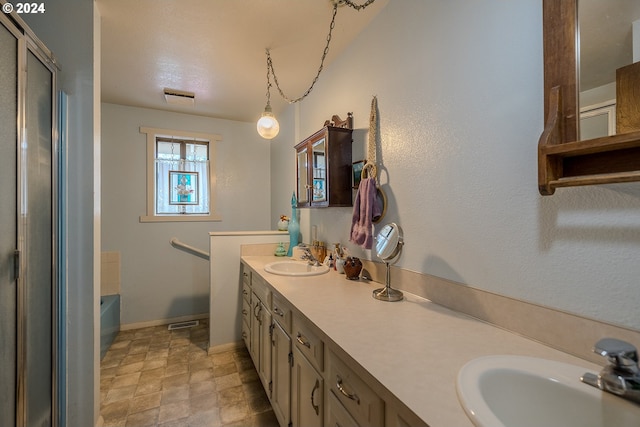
[{"left": 100, "top": 294, "right": 120, "bottom": 360}]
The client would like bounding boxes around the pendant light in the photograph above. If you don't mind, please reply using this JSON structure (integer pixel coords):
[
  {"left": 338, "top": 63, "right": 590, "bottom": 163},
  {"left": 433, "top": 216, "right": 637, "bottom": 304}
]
[
  {"left": 256, "top": 0, "right": 377, "bottom": 139},
  {"left": 257, "top": 55, "right": 280, "bottom": 139}
]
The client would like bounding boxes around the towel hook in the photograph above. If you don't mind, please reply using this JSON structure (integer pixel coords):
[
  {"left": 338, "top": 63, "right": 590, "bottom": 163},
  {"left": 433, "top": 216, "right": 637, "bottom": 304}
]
[{"left": 361, "top": 96, "right": 387, "bottom": 223}]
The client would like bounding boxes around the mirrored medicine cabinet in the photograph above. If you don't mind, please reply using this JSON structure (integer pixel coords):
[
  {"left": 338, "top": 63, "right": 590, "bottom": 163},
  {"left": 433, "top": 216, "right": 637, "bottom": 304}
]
[{"left": 295, "top": 126, "right": 353, "bottom": 208}]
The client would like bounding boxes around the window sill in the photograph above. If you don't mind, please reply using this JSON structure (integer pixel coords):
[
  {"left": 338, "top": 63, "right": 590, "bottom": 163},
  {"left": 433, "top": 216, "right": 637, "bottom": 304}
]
[{"left": 139, "top": 214, "right": 222, "bottom": 223}]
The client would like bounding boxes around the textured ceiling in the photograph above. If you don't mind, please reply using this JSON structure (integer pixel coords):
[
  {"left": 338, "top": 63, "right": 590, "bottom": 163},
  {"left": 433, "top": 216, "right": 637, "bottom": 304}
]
[
  {"left": 98, "top": 1, "right": 639, "bottom": 122},
  {"left": 97, "top": 0, "right": 389, "bottom": 123}
]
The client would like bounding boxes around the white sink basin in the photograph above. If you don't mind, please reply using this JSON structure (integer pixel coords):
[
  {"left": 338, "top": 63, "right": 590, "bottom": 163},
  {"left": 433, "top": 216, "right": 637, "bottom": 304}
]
[
  {"left": 456, "top": 355, "right": 640, "bottom": 427},
  {"left": 264, "top": 260, "right": 329, "bottom": 277}
]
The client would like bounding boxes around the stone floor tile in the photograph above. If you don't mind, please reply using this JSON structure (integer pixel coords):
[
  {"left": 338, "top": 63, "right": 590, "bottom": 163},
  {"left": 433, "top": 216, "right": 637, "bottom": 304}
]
[
  {"left": 247, "top": 392, "right": 272, "bottom": 414},
  {"left": 189, "top": 358, "right": 213, "bottom": 372},
  {"left": 147, "top": 348, "right": 170, "bottom": 360},
  {"left": 111, "top": 372, "right": 142, "bottom": 389},
  {"left": 210, "top": 351, "right": 235, "bottom": 366},
  {"left": 104, "top": 384, "right": 137, "bottom": 403},
  {"left": 163, "top": 372, "right": 191, "bottom": 390},
  {"left": 238, "top": 368, "right": 259, "bottom": 384},
  {"left": 212, "top": 362, "right": 237, "bottom": 378},
  {"left": 100, "top": 399, "right": 130, "bottom": 423},
  {"left": 141, "top": 366, "right": 167, "bottom": 381},
  {"left": 130, "top": 391, "right": 162, "bottom": 414},
  {"left": 121, "top": 352, "right": 147, "bottom": 366},
  {"left": 158, "top": 400, "right": 190, "bottom": 424},
  {"left": 125, "top": 407, "right": 159, "bottom": 427},
  {"left": 143, "top": 358, "right": 168, "bottom": 371},
  {"left": 214, "top": 373, "right": 242, "bottom": 391},
  {"left": 102, "top": 326, "right": 274, "bottom": 427},
  {"left": 189, "top": 391, "right": 218, "bottom": 415},
  {"left": 187, "top": 408, "right": 221, "bottom": 427},
  {"left": 219, "top": 401, "right": 250, "bottom": 425},
  {"left": 190, "top": 380, "right": 217, "bottom": 397},
  {"left": 190, "top": 368, "right": 214, "bottom": 384},
  {"left": 217, "top": 385, "right": 244, "bottom": 407},
  {"left": 135, "top": 378, "right": 163, "bottom": 396},
  {"left": 161, "top": 384, "right": 190, "bottom": 405}
]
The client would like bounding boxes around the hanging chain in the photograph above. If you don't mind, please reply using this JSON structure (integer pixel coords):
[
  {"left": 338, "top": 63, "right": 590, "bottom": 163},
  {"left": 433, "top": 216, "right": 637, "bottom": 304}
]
[
  {"left": 337, "top": 0, "right": 377, "bottom": 11},
  {"left": 266, "top": 0, "right": 376, "bottom": 104},
  {"left": 264, "top": 53, "right": 273, "bottom": 107}
]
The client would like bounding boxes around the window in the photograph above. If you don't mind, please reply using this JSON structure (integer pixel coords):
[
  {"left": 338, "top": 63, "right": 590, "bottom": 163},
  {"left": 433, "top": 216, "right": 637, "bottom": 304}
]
[{"left": 140, "top": 127, "right": 222, "bottom": 222}]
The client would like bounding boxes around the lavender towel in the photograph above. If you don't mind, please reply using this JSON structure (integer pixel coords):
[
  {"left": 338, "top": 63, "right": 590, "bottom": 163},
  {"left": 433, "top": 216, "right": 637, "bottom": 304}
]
[{"left": 350, "top": 177, "right": 382, "bottom": 249}]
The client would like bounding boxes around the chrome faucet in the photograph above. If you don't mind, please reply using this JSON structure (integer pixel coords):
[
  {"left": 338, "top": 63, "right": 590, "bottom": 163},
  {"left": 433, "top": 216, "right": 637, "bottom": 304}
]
[
  {"left": 298, "top": 244, "right": 321, "bottom": 266},
  {"left": 581, "top": 338, "right": 640, "bottom": 403}
]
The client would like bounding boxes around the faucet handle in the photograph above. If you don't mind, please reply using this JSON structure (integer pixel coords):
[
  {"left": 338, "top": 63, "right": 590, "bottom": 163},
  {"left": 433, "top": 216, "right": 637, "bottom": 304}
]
[{"left": 594, "top": 338, "right": 639, "bottom": 372}]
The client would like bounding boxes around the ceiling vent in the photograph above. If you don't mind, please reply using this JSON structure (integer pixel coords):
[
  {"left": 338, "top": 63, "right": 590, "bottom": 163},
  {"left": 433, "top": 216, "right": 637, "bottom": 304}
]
[{"left": 163, "top": 88, "right": 195, "bottom": 106}]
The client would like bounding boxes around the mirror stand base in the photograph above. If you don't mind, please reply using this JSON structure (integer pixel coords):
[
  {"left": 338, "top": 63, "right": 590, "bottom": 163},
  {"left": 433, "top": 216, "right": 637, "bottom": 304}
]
[{"left": 372, "top": 286, "right": 403, "bottom": 302}]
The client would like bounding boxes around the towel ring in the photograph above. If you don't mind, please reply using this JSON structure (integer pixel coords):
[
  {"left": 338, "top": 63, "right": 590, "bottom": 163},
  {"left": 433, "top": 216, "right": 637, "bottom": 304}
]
[
  {"left": 361, "top": 162, "right": 377, "bottom": 181},
  {"left": 360, "top": 162, "right": 387, "bottom": 224}
]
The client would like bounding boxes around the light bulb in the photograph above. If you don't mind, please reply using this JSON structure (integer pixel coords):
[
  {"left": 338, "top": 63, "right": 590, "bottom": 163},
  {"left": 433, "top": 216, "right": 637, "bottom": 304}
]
[{"left": 257, "top": 109, "right": 280, "bottom": 139}]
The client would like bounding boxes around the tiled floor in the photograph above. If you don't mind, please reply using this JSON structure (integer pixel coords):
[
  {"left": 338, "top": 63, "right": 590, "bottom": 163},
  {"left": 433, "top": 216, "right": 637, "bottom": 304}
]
[{"left": 100, "top": 319, "right": 279, "bottom": 427}]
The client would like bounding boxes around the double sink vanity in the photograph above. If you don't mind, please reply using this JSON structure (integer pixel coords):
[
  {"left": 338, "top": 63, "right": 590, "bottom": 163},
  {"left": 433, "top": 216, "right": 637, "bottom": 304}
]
[{"left": 238, "top": 254, "right": 640, "bottom": 427}]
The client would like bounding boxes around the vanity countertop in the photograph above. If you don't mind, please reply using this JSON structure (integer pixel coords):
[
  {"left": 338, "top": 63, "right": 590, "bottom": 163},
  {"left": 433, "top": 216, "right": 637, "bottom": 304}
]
[{"left": 241, "top": 255, "right": 602, "bottom": 427}]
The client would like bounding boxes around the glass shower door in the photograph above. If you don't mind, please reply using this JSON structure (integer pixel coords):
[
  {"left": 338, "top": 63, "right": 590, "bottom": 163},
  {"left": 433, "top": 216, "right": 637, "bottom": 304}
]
[
  {"left": 21, "top": 46, "right": 55, "bottom": 427},
  {"left": 0, "top": 18, "right": 18, "bottom": 427},
  {"left": 0, "top": 13, "right": 57, "bottom": 427}
]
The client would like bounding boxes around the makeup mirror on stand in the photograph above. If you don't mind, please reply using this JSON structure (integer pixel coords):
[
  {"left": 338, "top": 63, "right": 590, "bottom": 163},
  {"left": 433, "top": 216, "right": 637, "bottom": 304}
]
[{"left": 372, "top": 223, "right": 404, "bottom": 302}]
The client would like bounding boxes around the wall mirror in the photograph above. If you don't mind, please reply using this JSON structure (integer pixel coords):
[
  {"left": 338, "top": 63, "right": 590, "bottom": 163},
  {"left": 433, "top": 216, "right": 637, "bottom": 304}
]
[
  {"left": 579, "top": 0, "right": 639, "bottom": 137},
  {"left": 372, "top": 223, "right": 404, "bottom": 302},
  {"left": 538, "top": 0, "right": 640, "bottom": 195}
]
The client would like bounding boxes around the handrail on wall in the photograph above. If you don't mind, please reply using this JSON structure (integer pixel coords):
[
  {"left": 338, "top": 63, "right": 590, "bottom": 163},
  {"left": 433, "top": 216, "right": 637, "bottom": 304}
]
[{"left": 170, "top": 237, "right": 210, "bottom": 260}]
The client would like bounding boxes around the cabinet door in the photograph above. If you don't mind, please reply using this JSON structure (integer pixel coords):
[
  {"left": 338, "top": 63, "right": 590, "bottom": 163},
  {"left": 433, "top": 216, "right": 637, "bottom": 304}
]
[
  {"left": 271, "top": 320, "right": 291, "bottom": 427},
  {"left": 241, "top": 294, "right": 251, "bottom": 350},
  {"left": 258, "top": 300, "right": 272, "bottom": 392},
  {"left": 311, "top": 137, "right": 327, "bottom": 204},
  {"left": 250, "top": 294, "right": 260, "bottom": 365},
  {"left": 291, "top": 347, "right": 324, "bottom": 427},
  {"left": 297, "top": 146, "right": 310, "bottom": 205},
  {"left": 328, "top": 391, "right": 359, "bottom": 427}
]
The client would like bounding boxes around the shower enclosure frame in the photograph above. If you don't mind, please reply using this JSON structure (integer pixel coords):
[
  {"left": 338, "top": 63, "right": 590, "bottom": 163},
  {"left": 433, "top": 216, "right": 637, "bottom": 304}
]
[{"left": 1, "top": 9, "right": 60, "bottom": 427}]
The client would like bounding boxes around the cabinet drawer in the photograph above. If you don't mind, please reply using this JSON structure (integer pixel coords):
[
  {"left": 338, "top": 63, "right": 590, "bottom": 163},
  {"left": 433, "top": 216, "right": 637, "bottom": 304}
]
[
  {"left": 271, "top": 292, "right": 292, "bottom": 334},
  {"left": 292, "top": 315, "right": 324, "bottom": 372},
  {"left": 242, "top": 297, "right": 251, "bottom": 328},
  {"left": 328, "top": 391, "right": 359, "bottom": 427},
  {"left": 242, "top": 281, "right": 251, "bottom": 303},
  {"left": 251, "top": 273, "right": 270, "bottom": 306},
  {"left": 328, "top": 350, "right": 383, "bottom": 427}
]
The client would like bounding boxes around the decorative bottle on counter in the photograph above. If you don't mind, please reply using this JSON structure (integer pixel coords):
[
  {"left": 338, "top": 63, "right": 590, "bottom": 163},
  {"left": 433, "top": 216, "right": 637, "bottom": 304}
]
[
  {"left": 274, "top": 242, "right": 287, "bottom": 257},
  {"left": 287, "top": 192, "right": 300, "bottom": 257}
]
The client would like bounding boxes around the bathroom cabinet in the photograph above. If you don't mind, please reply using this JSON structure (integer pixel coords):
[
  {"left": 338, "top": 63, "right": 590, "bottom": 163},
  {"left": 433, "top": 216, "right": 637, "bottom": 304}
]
[
  {"left": 291, "top": 345, "right": 324, "bottom": 427},
  {"left": 295, "top": 126, "right": 353, "bottom": 208},
  {"left": 250, "top": 273, "right": 271, "bottom": 393},
  {"left": 291, "top": 314, "right": 326, "bottom": 427},
  {"left": 241, "top": 260, "right": 428, "bottom": 427},
  {"left": 270, "top": 293, "right": 292, "bottom": 427}
]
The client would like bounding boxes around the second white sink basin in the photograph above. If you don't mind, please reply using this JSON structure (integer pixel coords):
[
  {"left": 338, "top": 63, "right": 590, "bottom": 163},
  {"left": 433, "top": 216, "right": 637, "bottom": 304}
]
[
  {"left": 264, "top": 260, "right": 329, "bottom": 277},
  {"left": 456, "top": 355, "right": 640, "bottom": 427}
]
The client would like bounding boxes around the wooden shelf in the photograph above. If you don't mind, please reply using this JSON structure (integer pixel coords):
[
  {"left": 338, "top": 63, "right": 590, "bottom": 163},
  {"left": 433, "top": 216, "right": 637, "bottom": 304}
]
[{"left": 538, "top": 86, "right": 640, "bottom": 195}]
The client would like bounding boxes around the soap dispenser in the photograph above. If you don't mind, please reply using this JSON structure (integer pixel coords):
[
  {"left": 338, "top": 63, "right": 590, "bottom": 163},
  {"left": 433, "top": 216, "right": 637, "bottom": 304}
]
[{"left": 274, "top": 242, "right": 286, "bottom": 257}]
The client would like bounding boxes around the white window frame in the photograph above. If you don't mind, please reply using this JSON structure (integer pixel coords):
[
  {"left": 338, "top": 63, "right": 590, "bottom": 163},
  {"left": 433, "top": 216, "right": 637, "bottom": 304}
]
[{"left": 139, "top": 126, "right": 222, "bottom": 222}]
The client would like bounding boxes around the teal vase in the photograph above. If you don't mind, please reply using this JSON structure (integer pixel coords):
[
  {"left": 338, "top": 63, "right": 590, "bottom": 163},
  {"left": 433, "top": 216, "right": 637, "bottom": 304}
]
[{"left": 287, "top": 192, "right": 299, "bottom": 257}]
